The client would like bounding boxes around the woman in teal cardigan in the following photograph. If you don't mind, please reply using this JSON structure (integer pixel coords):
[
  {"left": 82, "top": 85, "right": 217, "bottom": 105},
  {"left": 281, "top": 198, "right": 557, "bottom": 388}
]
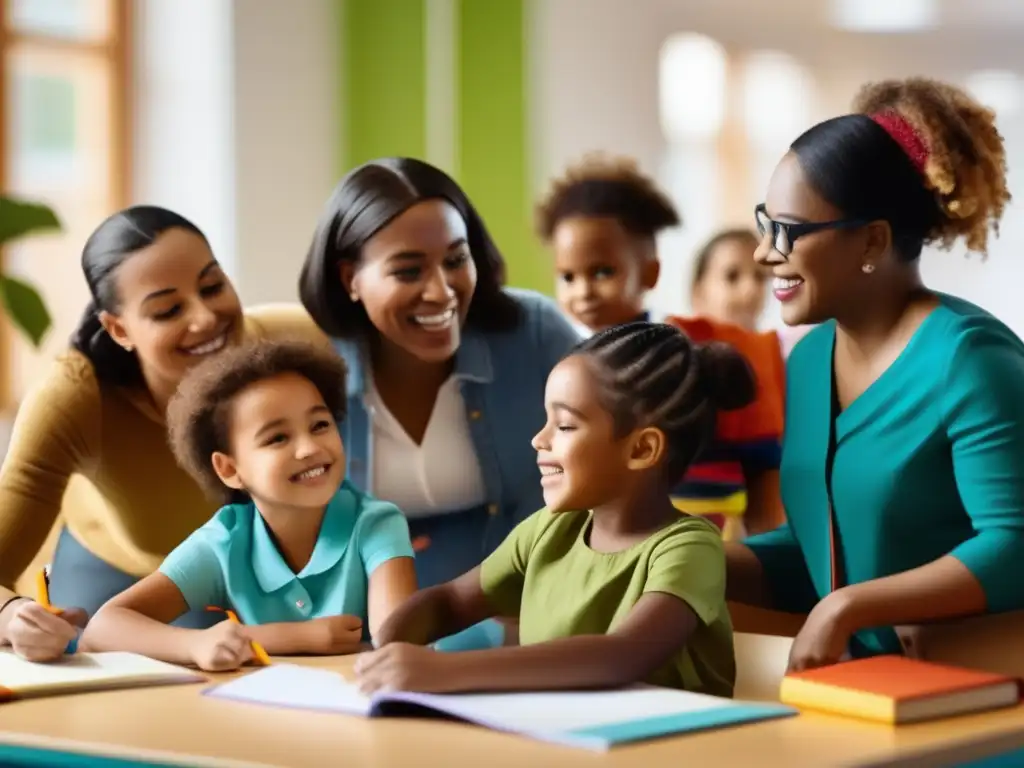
[{"left": 727, "top": 76, "right": 1024, "bottom": 671}]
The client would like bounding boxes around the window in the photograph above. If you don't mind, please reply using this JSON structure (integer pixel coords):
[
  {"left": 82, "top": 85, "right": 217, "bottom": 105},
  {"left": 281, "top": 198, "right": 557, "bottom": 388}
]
[
  {"left": 741, "top": 50, "right": 813, "bottom": 198},
  {"left": 1, "top": 0, "right": 130, "bottom": 404},
  {"left": 658, "top": 33, "right": 727, "bottom": 143}
]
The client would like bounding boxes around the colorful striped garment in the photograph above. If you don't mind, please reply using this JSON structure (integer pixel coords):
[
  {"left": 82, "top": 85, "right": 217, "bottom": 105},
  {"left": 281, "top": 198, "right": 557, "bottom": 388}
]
[{"left": 664, "top": 316, "right": 787, "bottom": 540}]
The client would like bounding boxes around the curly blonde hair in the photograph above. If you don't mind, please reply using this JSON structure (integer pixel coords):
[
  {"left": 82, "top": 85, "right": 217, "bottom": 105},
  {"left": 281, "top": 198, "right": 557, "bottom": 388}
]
[
  {"left": 852, "top": 77, "right": 1010, "bottom": 255},
  {"left": 535, "top": 153, "right": 681, "bottom": 241}
]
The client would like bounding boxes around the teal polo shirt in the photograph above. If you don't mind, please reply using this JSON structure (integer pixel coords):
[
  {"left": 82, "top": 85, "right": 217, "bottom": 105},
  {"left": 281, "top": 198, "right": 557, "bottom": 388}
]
[{"left": 159, "top": 479, "right": 414, "bottom": 626}]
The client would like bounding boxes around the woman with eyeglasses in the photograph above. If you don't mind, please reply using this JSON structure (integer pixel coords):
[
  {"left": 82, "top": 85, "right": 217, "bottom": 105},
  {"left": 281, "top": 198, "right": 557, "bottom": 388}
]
[{"left": 727, "top": 77, "right": 1024, "bottom": 672}]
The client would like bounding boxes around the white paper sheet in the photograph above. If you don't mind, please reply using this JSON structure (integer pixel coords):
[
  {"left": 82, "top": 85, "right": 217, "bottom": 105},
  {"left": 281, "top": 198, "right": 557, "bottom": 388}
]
[
  {"left": 0, "top": 650, "right": 202, "bottom": 693},
  {"left": 206, "top": 664, "right": 372, "bottom": 715}
]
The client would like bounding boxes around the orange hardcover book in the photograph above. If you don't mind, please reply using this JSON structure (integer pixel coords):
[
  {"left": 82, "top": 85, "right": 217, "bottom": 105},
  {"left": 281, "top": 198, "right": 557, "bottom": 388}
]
[{"left": 779, "top": 655, "right": 1020, "bottom": 724}]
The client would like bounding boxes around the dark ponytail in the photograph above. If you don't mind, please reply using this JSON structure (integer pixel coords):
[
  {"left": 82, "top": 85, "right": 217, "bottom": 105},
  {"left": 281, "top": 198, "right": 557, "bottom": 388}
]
[
  {"left": 576, "top": 321, "right": 756, "bottom": 479},
  {"left": 69, "top": 206, "right": 207, "bottom": 385}
]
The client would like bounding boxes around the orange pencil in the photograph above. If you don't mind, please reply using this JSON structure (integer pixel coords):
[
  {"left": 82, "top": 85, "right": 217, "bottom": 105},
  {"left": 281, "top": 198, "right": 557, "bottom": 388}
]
[
  {"left": 35, "top": 569, "right": 62, "bottom": 615},
  {"left": 206, "top": 606, "right": 271, "bottom": 666}
]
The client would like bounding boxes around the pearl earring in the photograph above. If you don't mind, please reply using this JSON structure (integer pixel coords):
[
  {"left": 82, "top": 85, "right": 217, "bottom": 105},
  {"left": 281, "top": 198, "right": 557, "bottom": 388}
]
[
  {"left": 349, "top": 293, "right": 359, "bottom": 302},
  {"left": 861, "top": 264, "right": 875, "bottom": 274},
  {"left": 124, "top": 343, "right": 134, "bottom": 352}
]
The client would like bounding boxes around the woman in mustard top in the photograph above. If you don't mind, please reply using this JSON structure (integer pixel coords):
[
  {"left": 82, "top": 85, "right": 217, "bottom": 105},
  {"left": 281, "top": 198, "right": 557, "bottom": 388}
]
[
  {"left": 727, "top": 78, "right": 1024, "bottom": 671},
  {"left": 0, "top": 206, "right": 316, "bottom": 644}
]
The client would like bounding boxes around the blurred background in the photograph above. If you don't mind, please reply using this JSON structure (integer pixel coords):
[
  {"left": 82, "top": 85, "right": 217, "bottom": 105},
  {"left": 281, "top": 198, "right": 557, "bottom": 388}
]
[{"left": 3, "top": 0, "right": 1024, "bottom": 415}]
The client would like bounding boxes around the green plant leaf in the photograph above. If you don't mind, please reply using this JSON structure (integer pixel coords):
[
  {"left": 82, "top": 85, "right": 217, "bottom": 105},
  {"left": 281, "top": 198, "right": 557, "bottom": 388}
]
[
  {"left": 0, "top": 274, "right": 52, "bottom": 347},
  {"left": 0, "top": 197, "right": 61, "bottom": 245}
]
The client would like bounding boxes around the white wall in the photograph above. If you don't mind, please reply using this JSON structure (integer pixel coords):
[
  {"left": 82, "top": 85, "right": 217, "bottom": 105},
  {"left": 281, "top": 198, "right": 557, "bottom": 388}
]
[
  {"left": 132, "top": 0, "right": 236, "bottom": 275},
  {"left": 133, "top": 0, "right": 340, "bottom": 306},
  {"left": 232, "top": 0, "right": 340, "bottom": 304}
]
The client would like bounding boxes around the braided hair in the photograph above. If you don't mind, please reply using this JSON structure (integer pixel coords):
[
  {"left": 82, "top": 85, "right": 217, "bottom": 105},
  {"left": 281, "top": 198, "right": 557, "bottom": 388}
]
[{"left": 574, "top": 322, "right": 756, "bottom": 478}]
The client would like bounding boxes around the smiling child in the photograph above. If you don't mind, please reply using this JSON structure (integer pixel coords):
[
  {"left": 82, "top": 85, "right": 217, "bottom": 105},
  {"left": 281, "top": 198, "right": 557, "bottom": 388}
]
[
  {"left": 83, "top": 340, "right": 417, "bottom": 670},
  {"left": 354, "top": 322, "right": 755, "bottom": 696}
]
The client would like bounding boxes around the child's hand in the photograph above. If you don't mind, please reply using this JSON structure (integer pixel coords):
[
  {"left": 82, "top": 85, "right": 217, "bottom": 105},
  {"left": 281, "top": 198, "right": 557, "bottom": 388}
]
[
  {"left": 308, "top": 614, "right": 364, "bottom": 654},
  {"left": 6, "top": 601, "right": 87, "bottom": 662},
  {"left": 188, "top": 621, "right": 254, "bottom": 671},
  {"left": 354, "top": 642, "right": 456, "bottom": 695}
]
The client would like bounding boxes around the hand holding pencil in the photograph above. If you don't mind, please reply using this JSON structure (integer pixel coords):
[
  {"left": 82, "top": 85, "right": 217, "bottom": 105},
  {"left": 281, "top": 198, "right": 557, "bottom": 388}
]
[
  {"left": 189, "top": 606, "right": 271, "bottom": 671},
  {"left": 0, "top": 569, "right": 87, "bottom": 662},
  {"left": 188, "top": 620, "right": 257, "bottom": 672},
  {"left": 221, "top": 609, "right": 272, "bottom": 666}
]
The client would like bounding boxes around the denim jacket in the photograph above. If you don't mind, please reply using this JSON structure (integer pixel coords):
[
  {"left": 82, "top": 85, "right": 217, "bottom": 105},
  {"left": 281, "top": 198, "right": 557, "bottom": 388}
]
[{"left": 332, "top": 288, "right": 581, "bottom": 530}]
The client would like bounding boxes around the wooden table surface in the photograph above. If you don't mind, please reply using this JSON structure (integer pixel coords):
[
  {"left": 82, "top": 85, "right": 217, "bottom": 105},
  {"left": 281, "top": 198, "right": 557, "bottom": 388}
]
[{"left": 1, "top": 653, "right": 1023, "bottom": 768}]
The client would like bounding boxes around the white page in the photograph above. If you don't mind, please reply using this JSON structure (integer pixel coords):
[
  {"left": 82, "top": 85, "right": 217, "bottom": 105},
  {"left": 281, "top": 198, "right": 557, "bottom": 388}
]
[
  {"left": 209, "top": 667, "right": 738, "bottom": 730},
  {"left": 395, "top": 685, "right": 736, "bottom": 733},
  {"left": 0, "top": 650, "right": 200, "bottom": 689},
  {"left": 206, "top": 664, "right": 372, "bottom": 716}
]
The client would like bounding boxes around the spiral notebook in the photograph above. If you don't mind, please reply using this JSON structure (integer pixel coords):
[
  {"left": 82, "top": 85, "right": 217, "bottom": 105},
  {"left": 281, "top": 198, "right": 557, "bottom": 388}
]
[{"left": 205, "top": 664, "right": 795, "bottom": 751}]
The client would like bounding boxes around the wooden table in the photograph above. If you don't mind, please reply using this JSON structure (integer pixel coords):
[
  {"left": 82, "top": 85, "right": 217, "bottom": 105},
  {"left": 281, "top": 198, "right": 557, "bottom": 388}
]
[{"left": 1, "top": 654, "right": 1023, "bottom": 768}]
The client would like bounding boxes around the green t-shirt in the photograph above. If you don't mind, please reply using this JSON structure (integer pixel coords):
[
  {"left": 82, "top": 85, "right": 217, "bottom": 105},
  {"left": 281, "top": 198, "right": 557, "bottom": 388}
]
[{"left": 480, "top": 508, "right": 735, "bottom": 697}]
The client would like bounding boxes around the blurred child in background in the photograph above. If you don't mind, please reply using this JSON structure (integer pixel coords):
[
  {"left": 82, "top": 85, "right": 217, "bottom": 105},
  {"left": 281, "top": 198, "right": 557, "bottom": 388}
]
[
  {"left": 537, "top": 154, "right": 675, "bottom": 336},
  {"left": 537, "top": 157, "right": 786, "bottom": 539},
  {"left": 691, "top": 227, "right": 812, "bottom": 356},
  {"left": 691, "top": 229, "right": 768, "bottom": 331}
]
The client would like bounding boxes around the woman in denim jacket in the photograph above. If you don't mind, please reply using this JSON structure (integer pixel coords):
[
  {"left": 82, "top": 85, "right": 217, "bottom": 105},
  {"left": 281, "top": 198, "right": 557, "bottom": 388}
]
[{"left": 299, "top": 158, "right": 579, "bottom": 600}]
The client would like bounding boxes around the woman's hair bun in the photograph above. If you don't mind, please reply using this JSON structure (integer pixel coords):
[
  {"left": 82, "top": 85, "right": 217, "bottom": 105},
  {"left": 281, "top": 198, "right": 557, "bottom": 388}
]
[{"left": 853, "top": 77, "right": 1010, "bottom": 255}]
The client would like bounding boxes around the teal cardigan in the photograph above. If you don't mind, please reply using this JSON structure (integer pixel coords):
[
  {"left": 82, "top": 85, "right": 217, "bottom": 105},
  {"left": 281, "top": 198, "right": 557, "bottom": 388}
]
[{"left": 746, "top": 294, "right": 1024, "bottom": 655}]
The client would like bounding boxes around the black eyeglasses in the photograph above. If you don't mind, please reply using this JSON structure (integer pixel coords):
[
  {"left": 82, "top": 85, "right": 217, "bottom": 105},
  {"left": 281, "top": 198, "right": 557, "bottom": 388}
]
[{"left": 754, "top": 204, "right": 869, "bottom": 258}]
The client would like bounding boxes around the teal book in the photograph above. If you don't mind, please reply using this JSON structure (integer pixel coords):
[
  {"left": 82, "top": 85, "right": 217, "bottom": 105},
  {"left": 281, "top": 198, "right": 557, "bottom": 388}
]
[{"left": 206, "top": 664, "right": 796, "bottom": 751}]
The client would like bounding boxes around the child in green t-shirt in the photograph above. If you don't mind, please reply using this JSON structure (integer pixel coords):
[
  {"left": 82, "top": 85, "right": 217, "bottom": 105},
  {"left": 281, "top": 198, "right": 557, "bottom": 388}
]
[{"left": 355, "top": 322, "right": 755, "bottom": 697}]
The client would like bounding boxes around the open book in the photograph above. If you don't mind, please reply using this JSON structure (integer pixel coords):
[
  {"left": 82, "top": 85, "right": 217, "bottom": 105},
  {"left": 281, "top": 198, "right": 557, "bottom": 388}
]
[
  {"left": 205, "top": 664, "right": 795, "bottom": 751},
  {"left": 0, "top": 650, "right": 204, "bottom": 701}
]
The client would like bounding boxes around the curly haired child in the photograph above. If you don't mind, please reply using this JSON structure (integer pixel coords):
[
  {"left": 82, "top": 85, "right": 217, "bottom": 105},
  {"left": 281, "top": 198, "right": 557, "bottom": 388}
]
[{"left": 83, "top": 340, "right": 417, "bottom": 670}]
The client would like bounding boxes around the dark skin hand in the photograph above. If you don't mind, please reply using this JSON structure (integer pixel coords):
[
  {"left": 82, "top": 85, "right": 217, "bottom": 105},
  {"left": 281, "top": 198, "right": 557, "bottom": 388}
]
[
  {"left": 726, "top": 542, "right": 987, "bottom": 671},
  {"left": 785, "top": 556, "right": 986, "bottom": 672},
  {"left": 355, "top": 566, "right": 698, "bottom": 694}
]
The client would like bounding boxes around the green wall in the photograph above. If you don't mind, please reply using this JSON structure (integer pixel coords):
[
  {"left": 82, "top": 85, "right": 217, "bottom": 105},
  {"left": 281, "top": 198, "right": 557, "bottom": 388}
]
[
  {"left": 340, "top": 0, "right": 549, "bottom": 295},
  {"left": 342, "top": 0, "right": 427, "bottom": 166}
]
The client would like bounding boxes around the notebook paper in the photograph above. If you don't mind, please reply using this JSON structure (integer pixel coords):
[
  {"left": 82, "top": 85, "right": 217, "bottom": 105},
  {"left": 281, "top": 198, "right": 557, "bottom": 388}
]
[
  {"left": 206, "top": 664, "right": 795, "bottom": 750},
  {"left": 206, "top": 663, "right": 372, "bottom": 715},
  {"left": 0, "top": 650, "right": 204, "bottom": 700}
]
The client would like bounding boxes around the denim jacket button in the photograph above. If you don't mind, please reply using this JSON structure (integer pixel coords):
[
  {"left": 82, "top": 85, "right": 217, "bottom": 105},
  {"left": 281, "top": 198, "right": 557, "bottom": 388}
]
[
  {"left": 487, "top": 503, "right": 498, "bottom": 516},
  {"left": 469, "top": 410, "right": 482, "bottom": 420}
]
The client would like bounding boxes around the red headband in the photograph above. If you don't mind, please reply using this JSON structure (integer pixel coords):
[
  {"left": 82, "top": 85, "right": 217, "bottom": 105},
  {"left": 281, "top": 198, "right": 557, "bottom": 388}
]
[{"left": 871, "top": 111, "right": 929, "bottom": 174}]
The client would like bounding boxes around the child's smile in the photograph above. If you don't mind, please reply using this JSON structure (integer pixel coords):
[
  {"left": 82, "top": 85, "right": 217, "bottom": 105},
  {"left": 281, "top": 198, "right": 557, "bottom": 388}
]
[
  {"left": 538, "top": 462, "right": 565, "bottom": 487},
  {"left": 289, "top": 462, "right": 335, "bottom": 485}
]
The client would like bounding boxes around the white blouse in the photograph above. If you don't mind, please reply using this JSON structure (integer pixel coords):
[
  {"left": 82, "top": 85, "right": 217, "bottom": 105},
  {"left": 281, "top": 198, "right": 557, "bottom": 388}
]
[{"left": 364, "top": 375, "right": 488, "bottom": 518}]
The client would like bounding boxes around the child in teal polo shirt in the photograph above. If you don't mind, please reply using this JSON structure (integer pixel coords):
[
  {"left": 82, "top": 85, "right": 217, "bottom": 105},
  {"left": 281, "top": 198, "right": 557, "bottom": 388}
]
[{"left": 83, "top": 340, "right": 417, "bottom": 670}]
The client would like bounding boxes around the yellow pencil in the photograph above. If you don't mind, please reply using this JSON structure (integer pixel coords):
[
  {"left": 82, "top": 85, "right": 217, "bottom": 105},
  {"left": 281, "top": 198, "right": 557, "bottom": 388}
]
[
  {"left": 35, "top": 569, "right": 62, "bottom": 615},
  {"left": 206, "top": 606, "right": 271, "bottom": 666}
]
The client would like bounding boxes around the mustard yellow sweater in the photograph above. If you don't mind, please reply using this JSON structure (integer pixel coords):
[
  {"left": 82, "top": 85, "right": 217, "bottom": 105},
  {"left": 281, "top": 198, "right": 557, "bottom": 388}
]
[{"left": 0, "top": 304, "right": 326, "bottom": 588}]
